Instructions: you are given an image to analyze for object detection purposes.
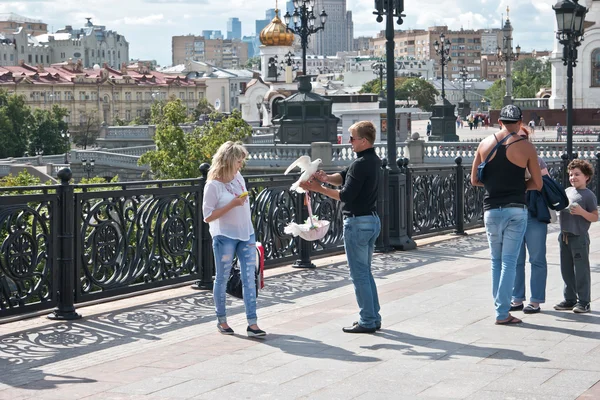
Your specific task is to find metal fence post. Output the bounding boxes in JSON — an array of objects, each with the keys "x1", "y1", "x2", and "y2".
[
  {"x1": 48, "y1": 168, "x2": 81, "y2": 320},
  {"x1": 561, "y1": 153, "x2": 570, "y2": 189},
  {"x1": 454, "y1": 157, "x2": 467, "y2": 235},
  {"x1": 403, "y1": 158, "x2": 416, "y2": 244},
  {"x1": 375, "y1": 158, "x2": 392, "y2": 253},
  {"x1": 293, "y1": 190, "x2": 315, "y2": 268},
  {"x1": 192, "y1": 163, "x2": 214, "y2": 290}
]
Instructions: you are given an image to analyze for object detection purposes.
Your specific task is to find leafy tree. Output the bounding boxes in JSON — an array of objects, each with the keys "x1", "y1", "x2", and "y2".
[
  {"x1": 139, "y1": 99, "x2": 251, "y2": 179},
  {"x1": 359, "y1": 78, "x2": 382, "y2": 95},
  {"x1": 73, "y1": 110, "x2": 100, "y2": 149},
  {"x1": 244, "y1": 56, "x2": 261, "y2": 70},
  {"x1": 191, "y1": 98, "x2": 215, "y2": 122},
  {"x1": 360, "y1": 77, "x2": 409, "y2": 100},
  {"x1": 512, "y1": 58, "x2": 551, "y2": 99},
  {"x1": 28, "y1": 105, "x2": 69, "y2": 155},
  {"x1": 484, "y1": 80, "x2": 506, "y2": 110},
  {"x1": 398, "y1": 78, "x2": 438, "y2": 111},
  {"x1": 0, "y1": 90, "x2": 33, "y2": 158},
  {"x1": 113, "y1": 115, "x2": 127, "y2": 126}
]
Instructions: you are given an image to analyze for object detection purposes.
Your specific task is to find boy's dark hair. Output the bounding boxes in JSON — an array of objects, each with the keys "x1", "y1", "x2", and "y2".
[{"x1": 568, "y1": 159, "x2": 594, "y2": 183}]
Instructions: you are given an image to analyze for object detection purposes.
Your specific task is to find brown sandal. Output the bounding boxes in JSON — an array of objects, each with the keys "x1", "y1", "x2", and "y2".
[{"x1": 495, "y1": 315, "x2": 522, "y2": 325}]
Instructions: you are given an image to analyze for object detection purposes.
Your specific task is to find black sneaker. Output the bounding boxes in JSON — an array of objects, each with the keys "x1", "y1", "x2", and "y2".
[
  {"x1": 554, "y1": 300, "x2": 577, "y2": 311},
  {"x1": 573, "y1": 303, "x2": 590, "y2": 313}
]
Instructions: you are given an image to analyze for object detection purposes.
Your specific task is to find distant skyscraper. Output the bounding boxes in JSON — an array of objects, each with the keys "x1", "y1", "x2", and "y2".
[
  {"x1": 201, "y1": 30, "x2": 224, "y2": 40},
  {"x1": 265, "y1": 9, "x2": 276, "y2": 20},
  {"x1": 309, "y1": 0, "x2": 353, "y2": 56},
  {"x1": 227, "y1": 17, "x2": 242, "y2": 40}
]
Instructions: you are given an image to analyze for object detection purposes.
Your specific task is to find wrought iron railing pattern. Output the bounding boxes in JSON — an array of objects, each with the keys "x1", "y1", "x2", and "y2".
[{"x1": 1, "y1": 155, "x2": 599, "y2": 320}]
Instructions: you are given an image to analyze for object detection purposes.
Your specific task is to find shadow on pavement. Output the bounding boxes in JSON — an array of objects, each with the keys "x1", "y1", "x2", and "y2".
[
  {"x1": 0, "y1": 232, "x2": 489, "y2": 388},
  {"x1": 360, "y1": 330, "x2": 549, "y2": 363},
  {"x1": 240, "y1": 333, "x2": 381, "y2": 363}
]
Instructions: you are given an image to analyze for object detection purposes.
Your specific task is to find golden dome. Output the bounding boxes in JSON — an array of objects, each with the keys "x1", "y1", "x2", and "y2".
[{"x1": 259, "y1": 9, "x2": 294, "y2": 47}]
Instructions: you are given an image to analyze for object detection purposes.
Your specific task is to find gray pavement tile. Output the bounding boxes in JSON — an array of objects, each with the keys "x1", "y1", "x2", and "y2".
[
  {"x1": 465, "y1": 391, "x2": 572, "y2": 400},
  {"x1": 541, "y1": 370, "x2": 600, "y2": 388},
  {"x1": 108, "y1": 377, "x2": 190, "y2": 395},
  {"x1": 69, "y1": 366, "x2": 173, "y2": 383},
  {"x1": 481, "y1": 367, "x2": 561, "y2": 392},
  {"x1": 150, "y1": 378, "x2": 234, "y2": 399},
  {"x1": 190, "y1": 381, "x2": 313, "y2": 399}
]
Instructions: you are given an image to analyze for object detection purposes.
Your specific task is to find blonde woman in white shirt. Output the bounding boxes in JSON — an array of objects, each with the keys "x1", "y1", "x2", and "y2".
[{"x1": 202, "y1": 141, "x2": 265, "y2": 337}]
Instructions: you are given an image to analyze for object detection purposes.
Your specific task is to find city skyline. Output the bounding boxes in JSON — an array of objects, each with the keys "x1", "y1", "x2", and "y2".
[{"x1": 0, "y1": 0, "x2": 558, "y2": 67}]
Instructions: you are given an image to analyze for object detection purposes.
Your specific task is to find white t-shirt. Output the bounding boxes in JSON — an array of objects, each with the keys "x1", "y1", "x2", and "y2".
[{"x1": 202, "y1": 172, "x2": 254, "y2": 241}]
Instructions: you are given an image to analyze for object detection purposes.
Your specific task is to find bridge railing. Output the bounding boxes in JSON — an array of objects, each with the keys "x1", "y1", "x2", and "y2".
[{"x1": 2, "y1": 154, "x2": 600, "y2": 320}]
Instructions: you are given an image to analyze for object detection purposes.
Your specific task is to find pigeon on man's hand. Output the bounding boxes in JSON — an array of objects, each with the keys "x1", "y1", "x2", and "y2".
[{"x1": 284, "y1": 155, "x2": 322, "y2": 193}]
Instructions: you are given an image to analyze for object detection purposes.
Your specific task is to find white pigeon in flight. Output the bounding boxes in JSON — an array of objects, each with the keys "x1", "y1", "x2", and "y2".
[{"x1": 284, "y1": 155, "x2": 322, "y2": 193}]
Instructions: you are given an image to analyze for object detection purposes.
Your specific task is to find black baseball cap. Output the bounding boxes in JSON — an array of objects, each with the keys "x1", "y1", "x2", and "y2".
[{"x1": 499, "y1": 105, "x2": 523, "y2": 123}]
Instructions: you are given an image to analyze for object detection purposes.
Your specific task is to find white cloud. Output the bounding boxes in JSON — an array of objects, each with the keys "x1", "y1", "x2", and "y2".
[
  {"x1": 0, "y1": 0, "x2": 556, "y2": 66},
  {"x1": 116, "y1": 14, "x2": 165, "y2": 26}
]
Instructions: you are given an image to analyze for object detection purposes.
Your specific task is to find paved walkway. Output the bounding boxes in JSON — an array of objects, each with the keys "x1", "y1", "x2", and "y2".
[{"x1": 0, "y1": 223, "x2": 599, "y2": 400}]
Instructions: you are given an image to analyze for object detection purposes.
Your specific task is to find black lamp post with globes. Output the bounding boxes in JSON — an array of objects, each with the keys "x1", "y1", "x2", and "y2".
[
  {"x1": 284, "y1": 0, "x2": 327, "y2": 76},
  {"x1": 553, "y1": 0, "x2": 588, "y2": 160}
]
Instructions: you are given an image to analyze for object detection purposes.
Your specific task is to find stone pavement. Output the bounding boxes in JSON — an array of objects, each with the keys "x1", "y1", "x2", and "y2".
[{"x1": 0, "y1": 223, "x2": 599, "y2": 400}]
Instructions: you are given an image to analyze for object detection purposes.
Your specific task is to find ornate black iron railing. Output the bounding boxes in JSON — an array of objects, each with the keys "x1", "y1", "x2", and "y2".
[{"x1": 1, "y1": 154, "x2": 599, "y2": 320}]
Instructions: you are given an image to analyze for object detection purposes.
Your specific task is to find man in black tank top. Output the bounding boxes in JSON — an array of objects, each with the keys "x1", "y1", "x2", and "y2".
[{"x1": 471, "y1": 105, "x2": 543, "y2": 325}]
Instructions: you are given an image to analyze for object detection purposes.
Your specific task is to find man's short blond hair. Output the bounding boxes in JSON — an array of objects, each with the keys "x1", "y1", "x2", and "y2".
[{"x1": 349, "y1": 121, "x2": 376, "y2": 144}]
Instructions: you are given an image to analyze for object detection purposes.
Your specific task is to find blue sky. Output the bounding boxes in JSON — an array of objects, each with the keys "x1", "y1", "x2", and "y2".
[{"x1": 1, "y1": 0, "x2": 561, "y2": 67}]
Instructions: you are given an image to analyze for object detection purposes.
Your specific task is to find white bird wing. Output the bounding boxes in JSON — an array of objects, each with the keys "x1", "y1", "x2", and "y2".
[{"x1": 284, "y1": 155, "x2": 312, "y2": 175}]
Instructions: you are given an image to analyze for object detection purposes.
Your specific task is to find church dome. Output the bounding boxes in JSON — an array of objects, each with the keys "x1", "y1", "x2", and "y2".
[{"x1": 259, "y1": 9, "x2": 294, "y2": 47}]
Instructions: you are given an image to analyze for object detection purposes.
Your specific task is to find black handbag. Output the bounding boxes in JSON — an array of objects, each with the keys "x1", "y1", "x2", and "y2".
[{"x1": 225, "y1": 248, "x2": 261, "y2": 299}]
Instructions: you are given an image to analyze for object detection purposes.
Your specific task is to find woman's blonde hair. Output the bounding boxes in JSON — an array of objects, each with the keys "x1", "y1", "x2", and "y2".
[{"x1": 207, "y1": 141, "x2": 248, "y2": 181}]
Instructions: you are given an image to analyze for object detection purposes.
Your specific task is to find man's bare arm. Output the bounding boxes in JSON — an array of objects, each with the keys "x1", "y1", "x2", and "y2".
[
  {"x1": 471, "y1": 146, "x2": 484, "y2": 187},
  {"x1": 525, "y1": 144, "x2": 543, "y2": 191}
]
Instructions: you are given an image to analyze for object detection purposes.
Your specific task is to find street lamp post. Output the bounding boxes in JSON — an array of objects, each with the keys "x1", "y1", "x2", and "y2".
[
  {"x1": 434, "y1": 33, "x2": 451, "y2": 100},
  {"x1": 374, "y1": 0, "x2": 415, "y2": 251},
  {"x1": 82, "y1": 158, "x2": 95, "y2": 179},
  {"x1": 457, "y1": 66, "x2": 471, "y2": 118},
  {"x1": 372, "y1": 58, "x2": 387, "y2": 108},
  {"x1": 61, "y1": 130, "x2": 70, "y2": 164},
  {"x1": 496, "y1": 7, "x2": 521, "y2": 106},
  {"x1": 284, "y1": 0, "x2": 327, "y2": 76},
  {"x1": 429, "y1": 32, "x2": 459, "y2": 142},
  {"x1": 553, "y1": 0, "x2": 588, "y2": 160}
]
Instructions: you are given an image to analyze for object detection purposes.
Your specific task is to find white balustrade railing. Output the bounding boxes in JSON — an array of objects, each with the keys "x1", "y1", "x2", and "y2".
[
  {"x1": 102, "y1": 145, "x2": 157, "y2": 156},
  {"x1": 73, "y1": 151, "x2": 147, "y2": 169}
]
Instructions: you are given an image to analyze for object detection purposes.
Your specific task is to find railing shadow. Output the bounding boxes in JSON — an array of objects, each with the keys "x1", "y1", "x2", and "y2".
[{"x1": 0, "y1": 232, "x2": 491, "y2": 388}]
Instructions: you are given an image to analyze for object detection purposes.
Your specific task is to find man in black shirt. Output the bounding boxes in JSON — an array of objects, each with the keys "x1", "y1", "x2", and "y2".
[{"x1": 300, "y1": 121, "x2": 381, "y2": 333}]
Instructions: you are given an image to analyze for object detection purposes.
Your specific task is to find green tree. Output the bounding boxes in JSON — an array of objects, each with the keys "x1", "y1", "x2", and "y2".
[
  {"x1": 359, "y1": 78, "x2": 383, "y2": 95},
  {"x1": 512, "y1": 58, "x2": 551, "y2": 99},
  {"x1": 0, "y1": 90, "x2": 33, "y2": 158},
  {"x1": 244, "y1": 56, "x2": 261, "y2": 70},
  {"x1": 28, "y1": 105, "x2": 69, "y2": 155},
  {"x1": 191, "y1": 98, "x2": 215, "y2": 121},
  {"x1": 72, "y1": 110, "x2": 100, "y2": 149},
  {"x1": 139, "y1": 99, "x2": 251, "y2": 179},
  {"x1": 484, "y1": 79, "x2": 506, "y2": 110},
  {"x1": 398, "y1": 78, "x2": 438, "y2": 111}
]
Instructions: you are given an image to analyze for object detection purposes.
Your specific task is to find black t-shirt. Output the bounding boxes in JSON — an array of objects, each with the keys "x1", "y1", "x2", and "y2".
[{"x1": 339, "y1": 147, "x2": 381, "y2": 216}]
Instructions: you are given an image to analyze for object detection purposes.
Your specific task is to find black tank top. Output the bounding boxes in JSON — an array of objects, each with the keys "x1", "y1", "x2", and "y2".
[{"x1": 483, "y1": 135, "x2": 527, "y2": 210}]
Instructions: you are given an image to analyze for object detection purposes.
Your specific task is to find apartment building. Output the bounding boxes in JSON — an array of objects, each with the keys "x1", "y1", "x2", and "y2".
[
  {"x1": 0, "y1": 59, "x2": 206, "y2": 127},
  {"x1": 372, "y1": 26, "x2": 504, "y2": 80},
  {"x1": 0, "y1": 13, "x2": 48, "y2": 36},
  {"x1": 172, "y1": 35, "x2": 249, "y2": 69}
]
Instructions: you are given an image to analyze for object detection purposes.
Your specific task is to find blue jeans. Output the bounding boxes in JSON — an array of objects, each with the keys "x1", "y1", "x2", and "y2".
[
  {"x1": 212, "y1": 234, "x2": 257, "y2": 325},
  {"x1": 484, "y1": 207, "x2": 528, "y2": 320},
  {"x1": 343, "y1": 214, "x2": 381, "y2": 329},
  {"x1": 513, "y1": 216, "x2": 548, "y2": 304}
]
